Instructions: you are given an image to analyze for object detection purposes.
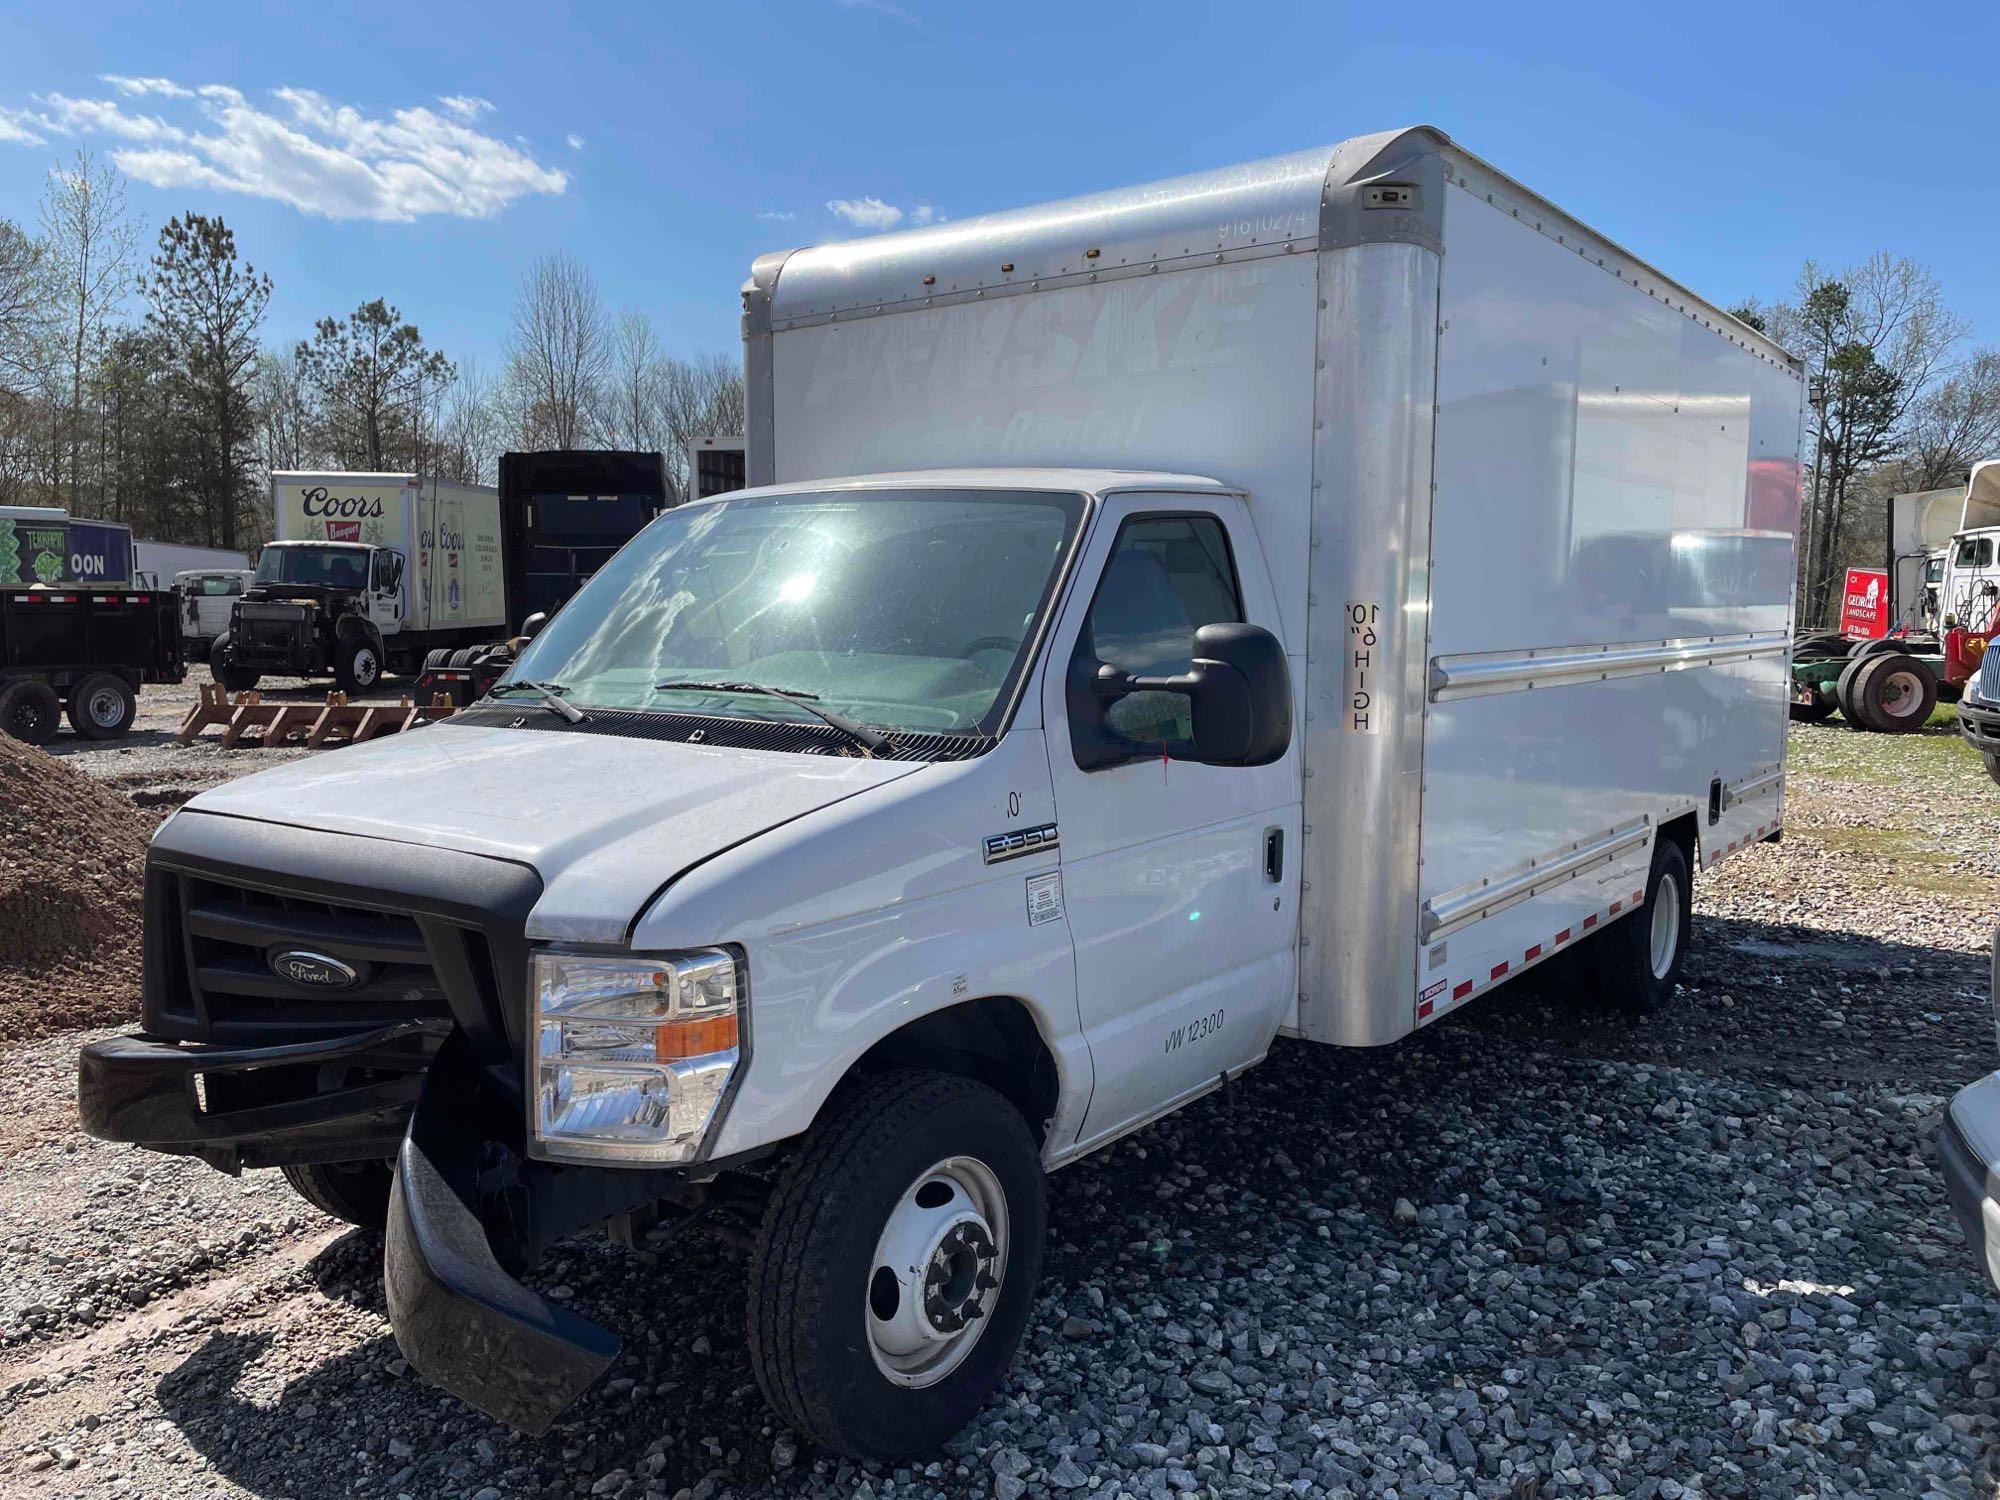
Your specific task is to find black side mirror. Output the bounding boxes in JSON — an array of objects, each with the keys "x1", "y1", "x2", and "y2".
[
  {"x1": 521, "y1": 612, "x2": 549, "y2": 640},
  {"x1": 1073, "y1": 621, "x2": 1292, "y2": 769}
]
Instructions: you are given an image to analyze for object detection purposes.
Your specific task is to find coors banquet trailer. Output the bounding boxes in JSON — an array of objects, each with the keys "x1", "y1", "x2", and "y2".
[{"x1": 78, "y1": 127, "x2": 1803, "y2": 1457}]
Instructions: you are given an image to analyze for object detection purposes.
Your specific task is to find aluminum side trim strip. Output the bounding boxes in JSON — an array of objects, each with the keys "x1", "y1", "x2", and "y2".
[
  {"x1": 1428, "y1": 631, "x2": 1789, "y2": 702},
  {"x1": 1420, "y1": 816, "x2": 1652, "y2": 942}
]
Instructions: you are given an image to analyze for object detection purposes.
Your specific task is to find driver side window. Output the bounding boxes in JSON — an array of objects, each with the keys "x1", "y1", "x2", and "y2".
[{"x1": 1073, "y1": 514, "x2": 1242, "y2": 751}]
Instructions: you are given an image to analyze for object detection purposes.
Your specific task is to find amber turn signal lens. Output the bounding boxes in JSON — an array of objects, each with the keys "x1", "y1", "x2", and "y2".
[{"x1": 654, "y1": 1014, "x2": 739, "y2": 1061}]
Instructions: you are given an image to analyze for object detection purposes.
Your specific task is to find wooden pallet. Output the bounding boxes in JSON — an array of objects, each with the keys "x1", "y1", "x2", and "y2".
[{"x1": 176, "y1": 685, "x2": 457, "y2": 748}]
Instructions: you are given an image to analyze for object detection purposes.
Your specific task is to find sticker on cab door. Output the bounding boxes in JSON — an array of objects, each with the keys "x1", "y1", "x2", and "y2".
[{"x1": 1026, "y1": 871, "x2": 1064, "y2": 927}]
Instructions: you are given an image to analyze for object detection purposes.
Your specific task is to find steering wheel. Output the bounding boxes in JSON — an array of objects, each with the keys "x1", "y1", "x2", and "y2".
[{"x1": 959, "y1": 635, "x2": 1023, "y2": 657}]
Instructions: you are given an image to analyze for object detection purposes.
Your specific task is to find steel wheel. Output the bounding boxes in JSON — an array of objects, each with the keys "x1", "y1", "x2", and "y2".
[
  {"x1": 1649, "y1": 870, "x2": 1682, "y2": 981},
  {"x1": 865, "y1": 1155, "x2": 1009, "y2": 1389}
]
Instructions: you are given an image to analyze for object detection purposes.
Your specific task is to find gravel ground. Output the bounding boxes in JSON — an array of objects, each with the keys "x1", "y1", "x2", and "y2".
[{"x1": 3, "y1": 713, "x2": 1998, "y2": 1498}]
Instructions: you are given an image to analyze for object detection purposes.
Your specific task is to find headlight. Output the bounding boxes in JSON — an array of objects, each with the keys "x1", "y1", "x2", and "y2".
[{"x1": 531, "y1": 949, "x2": 742, "y2": 1163}]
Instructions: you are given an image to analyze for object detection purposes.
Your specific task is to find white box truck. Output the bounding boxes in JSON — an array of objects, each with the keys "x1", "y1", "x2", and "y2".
[
  {"x1": 79, "y1": 127, "x2": 1804, "y2": 1457},
  {"x1": 213, "y1": 473, "x2": 508, "y2": 692}
]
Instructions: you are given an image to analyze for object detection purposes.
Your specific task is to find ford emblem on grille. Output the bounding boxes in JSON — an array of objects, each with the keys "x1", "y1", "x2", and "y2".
[{"x1": 270, "y1": 950, "x2": 359, "y2": 989}]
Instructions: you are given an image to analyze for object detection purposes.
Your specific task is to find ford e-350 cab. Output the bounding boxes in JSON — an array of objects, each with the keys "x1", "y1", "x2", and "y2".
[{"x1": 78, "y1": 126, "x2": 1804, "y2": 1458}]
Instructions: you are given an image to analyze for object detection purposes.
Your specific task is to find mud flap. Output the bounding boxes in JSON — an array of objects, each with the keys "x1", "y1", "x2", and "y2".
[{"x1": 383, "y1": 1030, "x2": 619, "y2": 1434}]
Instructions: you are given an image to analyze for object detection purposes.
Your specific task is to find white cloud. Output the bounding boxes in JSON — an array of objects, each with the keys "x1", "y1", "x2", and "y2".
[
  {"x1": 0, "y1": 110, "x2": 45, "y2": 146},
  {"x1": 827, "y1": 195, "x2": 903, "y2": 231},
  {"x1": 566, "y1": 133, "x2": 584, "y2": 151},
  {"x1": 0, "y1": 77, "x2": 570, "y2": 222},
  {"x1": 36, "y1": 94, "x2": 185, "y2": 143},
  {"x1": 824, "y1": 196, "x2": 943, "y2": 233},
  {"x1": 100, "y1": 75, "x2": 194, "y2": 99},
  {"x1": 757, "y1": 209, "x2": 796, "y2": 222}
]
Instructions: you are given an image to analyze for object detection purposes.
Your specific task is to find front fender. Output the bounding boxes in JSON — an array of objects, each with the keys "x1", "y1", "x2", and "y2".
[
  {"x1": 705, "y1": 871, "x2": 1089, "y2": 1162},
  {"x1": 334, "y1": 613, "x2": 384, "y2": 650}
]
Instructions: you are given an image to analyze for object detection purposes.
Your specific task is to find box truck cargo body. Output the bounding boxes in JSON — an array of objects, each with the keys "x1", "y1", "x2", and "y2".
[{"x1": 81, "y1": 128, "x2": 1804, "y2": 1458}]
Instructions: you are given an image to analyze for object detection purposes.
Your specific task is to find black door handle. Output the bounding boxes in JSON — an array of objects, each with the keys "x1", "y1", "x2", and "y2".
[{"x1": 1264, "y1": 827, "x2": 1284, "y2": 883}]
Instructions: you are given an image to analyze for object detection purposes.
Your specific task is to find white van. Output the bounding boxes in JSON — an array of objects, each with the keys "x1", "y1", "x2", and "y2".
[{"x1": 79, "y1": 127, "x2": 1803, "y2": 1457}]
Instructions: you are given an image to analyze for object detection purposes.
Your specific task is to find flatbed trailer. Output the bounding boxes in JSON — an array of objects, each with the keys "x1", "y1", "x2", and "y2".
[{"x1": 0, "y1": 584, "x2": 185, "y2": 742}]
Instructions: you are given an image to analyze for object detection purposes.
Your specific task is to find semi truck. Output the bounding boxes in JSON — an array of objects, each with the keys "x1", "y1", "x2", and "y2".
[{"x1": 78, "y1": 127, "x2": 1804, "y2": 1457}]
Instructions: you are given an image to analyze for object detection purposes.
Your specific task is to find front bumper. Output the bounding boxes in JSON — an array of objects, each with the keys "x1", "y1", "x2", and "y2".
[
  {"x1": 1958, "y1": 696, "x2": 2000, "y2": 757},
  {"x1": 385, "y1": 1029, "x2": 622, "y2": 1433},
  {"x1": 78, "y1": 1020, "x2": 447, "y2": 1171},
  {"x1": 1938, "y1": 1070, "x2": 2000, "y2": 1295}
]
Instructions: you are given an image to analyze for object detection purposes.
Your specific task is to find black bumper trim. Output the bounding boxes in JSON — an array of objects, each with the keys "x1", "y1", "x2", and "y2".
[
  {"x1": 385, "y1": 1030, "x2": 618, "y2": 1434},
  {"x1": 1957, "y1": 698, "x2": 2000, "y2": 753},
  {"x1": 77, "y1": 1020, "x2": 448, "y2": 1171}
]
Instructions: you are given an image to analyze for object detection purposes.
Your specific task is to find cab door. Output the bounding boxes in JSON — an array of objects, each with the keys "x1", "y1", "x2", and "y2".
[
  {"x1": 369, "y1": 549, "x2": 406, "y2": 634},
  {"x1": 1042, "y1": 493, "x2": 1301, "y2": 1153}
]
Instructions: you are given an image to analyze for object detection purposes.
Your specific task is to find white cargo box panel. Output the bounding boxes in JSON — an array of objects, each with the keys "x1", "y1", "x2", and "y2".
[{"x1": 743, "y1": 126, "x2": 1804, "y2": 1049}]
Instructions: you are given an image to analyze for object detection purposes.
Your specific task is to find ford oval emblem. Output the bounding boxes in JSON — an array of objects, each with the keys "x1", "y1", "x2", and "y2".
[{"x1": 270, "y1": 950, "x2": 359, "y2": 989}]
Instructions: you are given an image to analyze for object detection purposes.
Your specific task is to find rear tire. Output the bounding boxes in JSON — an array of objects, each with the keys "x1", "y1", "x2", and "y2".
[
  {"x1": 1587, "y1": 836, "x2": 1692, "y2": 1012},
  {"x1": 281, "y1": 1160, "x2": 393, "y2": 1231},
  {"x1": 1835, "y1": 651, "x2": 1879, "y2": 728},
  {"x1": 1789, "y1": 686, "x2": 1837, "y2": 722},
  {"x1": 0, "y1": 680, "x2": 61, "y2": 745},
  {"x1": 334, "y1": 635, "x2": 383, "y2": 694},
  {"x1": 66, "y1": 672, "x2": 136, "y2": 739},
  {"x1": 1851, "y1": 653, "x2": 1936, "y2": 734},
  {"x1": 747, "y1": 1071, "x2": 1046, "y2": 1460},
  {"x1": 209, "y1": 632, "x2": 260, "y2": 693}
]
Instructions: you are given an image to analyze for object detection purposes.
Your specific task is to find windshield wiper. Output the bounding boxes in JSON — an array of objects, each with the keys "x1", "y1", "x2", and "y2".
[
  {"x1": 490, "y1": 679, "x2": 587, "y2": 724},
  {"x1": 652, "y1": 679, "x2": 891, "y2": 757}
]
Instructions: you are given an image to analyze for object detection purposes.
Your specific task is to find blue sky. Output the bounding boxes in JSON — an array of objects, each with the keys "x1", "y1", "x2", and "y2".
[{"x1": 1, "y1": 0, "x2": 1995, "y2": 376}]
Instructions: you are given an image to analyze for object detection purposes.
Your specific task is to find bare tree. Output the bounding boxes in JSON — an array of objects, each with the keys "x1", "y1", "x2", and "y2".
[
  {"x1": 40, "y1": 150, "x2": 133, "y2": 510},
  {"x1": 656, "y1": 352, "x2": 745, "y2": 493},
  {"x1": 1895, "y1": 350, "x2": 2000, "y2": 495},
  {"x1": 1761, "y1": 255, "x2": 1966, "y2": 623},
  {"x1": 255, "y1": 349, "x2": 316, "y2": 476},
  {"x1": 436, "y1": 359, "x2": 501, "y2": 485},
  {"x1": 600, "y1": 310, "x2": 667, "y2": 452},
  {"x1": 505, "y1": 252, "x2": 608, "y2": 449}
]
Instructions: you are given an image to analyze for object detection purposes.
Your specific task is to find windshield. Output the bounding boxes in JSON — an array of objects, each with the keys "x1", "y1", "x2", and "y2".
[
  {"x1": 255, "y1": 545, "x2": 369, "y2": 590},
  {"x1": 502, "y1": 488, "x2": 1085, "y2": 735}
]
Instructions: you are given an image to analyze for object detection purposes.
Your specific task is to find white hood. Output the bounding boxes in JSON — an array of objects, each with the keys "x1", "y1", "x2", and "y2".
[{"x1": 184, "y1": 724, "x2": 924, "y2": 942}]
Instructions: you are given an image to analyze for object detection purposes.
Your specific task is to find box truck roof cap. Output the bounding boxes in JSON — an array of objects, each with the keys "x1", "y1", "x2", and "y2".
[
  {"x1": 683, "y1": 467, "x2": 1241, "y2": 507},
  {"x1": 750, "y1": 124, "x2": 1798, "y2": 374}
]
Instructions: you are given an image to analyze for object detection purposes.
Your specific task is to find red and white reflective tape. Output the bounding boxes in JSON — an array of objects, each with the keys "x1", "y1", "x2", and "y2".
[
  {"x1": 1416, "y1": 885, "x2": 1646, "y2": 1024},
  {"x1": 1703, "y1": 822, "x2": 1775, "y2": 869}
]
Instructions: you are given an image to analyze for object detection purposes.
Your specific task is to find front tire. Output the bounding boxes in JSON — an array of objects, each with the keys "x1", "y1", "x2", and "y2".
[
  {"x1": 281, "y1": 1160, "x2": 393, "y2": 1231},
  {"x1": 334, "y1": 635, "x2": 383, "y2": 694},
  {"x1": 1588, "y1": 836, "x2": 1692, "y2": 1012},
  {"x1": 209, "y1": 632, "x2": 260, "y2": 693},
  {"x1": 747, "y1": 1071, "x2": 1046, "y2": 1460}
]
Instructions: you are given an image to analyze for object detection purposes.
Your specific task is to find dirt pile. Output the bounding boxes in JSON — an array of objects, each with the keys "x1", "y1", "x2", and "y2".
[{"x1": 0, "y1": 733, "x2": 149, "y2": 1042}]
